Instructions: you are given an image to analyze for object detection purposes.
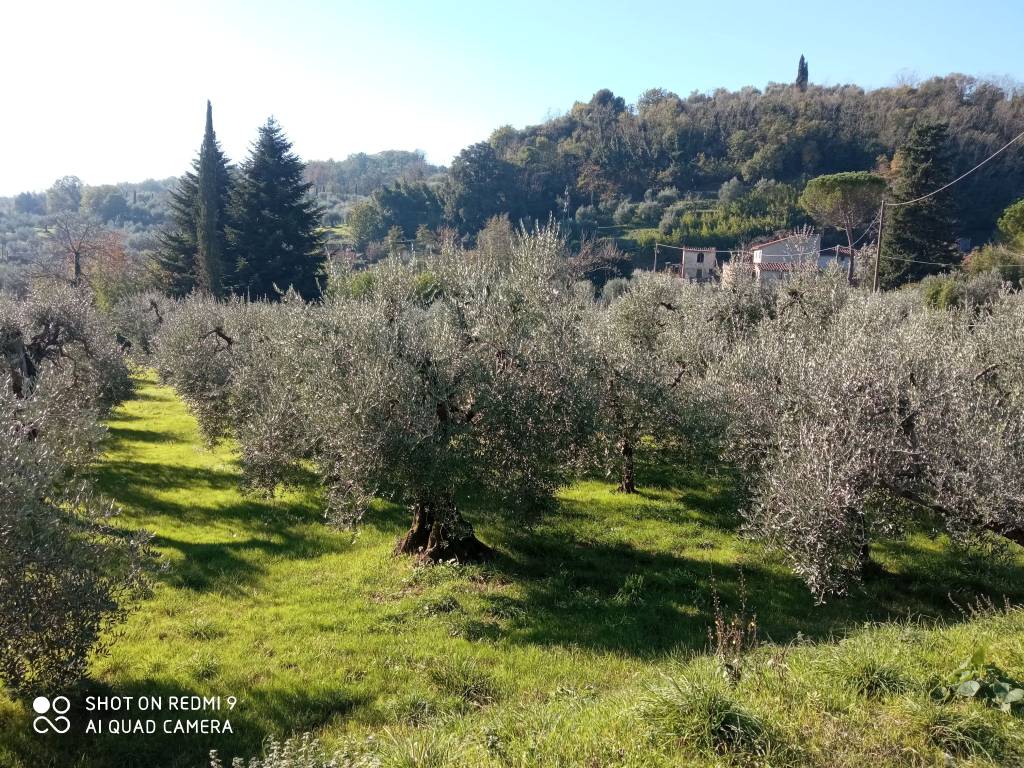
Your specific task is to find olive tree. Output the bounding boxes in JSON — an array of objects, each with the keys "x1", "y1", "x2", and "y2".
[
  {"x1": 591, "y1": 273, "x2": 675, "y2": 491},
  {"x1": 299, "y1": 227, "x2": 597, "y2": 560},
  {"x1": 153, "y1": 293, "x2": 242, "y2": 442},
  {"x1": 0, "y1": 287, "x2": 150, "y2": 692},
  {"x1": 589, "y1": 272, "x2": 726, "y2": 492},
  {"x1": 109, "y1": 290, "x2": 174, "y2": 358},
  {"x1": 714, "y1": 273, "x2": 1024, "y2": 598},
  {"x1": 1, "y1": 282, "x2": 131, "y2": 407},
  {"x1": 164, "y1": 226, "x2": 599, "y2": 561}
]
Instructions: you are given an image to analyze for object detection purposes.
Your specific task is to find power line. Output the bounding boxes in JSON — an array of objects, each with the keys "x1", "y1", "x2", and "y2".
[
  {"x1": 849, "y1": 211, "x2": 882, "y2": 248},
  {"x1": 886, "y1": 127, "x2": 1024, "y2": 208},
  {"x1": 653, "y1": 241, "x2": 737, "y2": 256},
  {"x1": 873, "y1": 127, "x2": 1024, "y2": 290},
  {"x1": 881, "y1": 253, "x2": 1024, "y2": 268},
  {"x1": 878, "y1": 254, "x2": 962, "y2": 267}
]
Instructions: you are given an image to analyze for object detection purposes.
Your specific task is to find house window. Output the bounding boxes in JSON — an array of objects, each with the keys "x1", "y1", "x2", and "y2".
[
  {"x1": 696, "y1": 268, "x2": 703, "y2": 279},
  {"x1": 696, "y1": 253, "x2": 705, "y2": 263}
]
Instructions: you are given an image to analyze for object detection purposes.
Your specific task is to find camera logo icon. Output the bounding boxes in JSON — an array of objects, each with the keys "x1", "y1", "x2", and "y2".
[{"x1": 32, "y1": 696, "x2": 71, "y2": 734}]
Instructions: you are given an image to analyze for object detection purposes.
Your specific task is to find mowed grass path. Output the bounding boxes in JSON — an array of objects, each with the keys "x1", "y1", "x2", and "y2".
[{"x1": 4, "y1": 373, "x2": 1024, "y2": 767}]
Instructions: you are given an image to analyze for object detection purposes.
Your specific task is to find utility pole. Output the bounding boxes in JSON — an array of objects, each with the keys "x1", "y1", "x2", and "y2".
[
  {"x1": 872, "y1": 200, "x2": 886, "y2": 292},
  {"x1": 653, "y1": 243, "x2": 659, "y2": 272}
]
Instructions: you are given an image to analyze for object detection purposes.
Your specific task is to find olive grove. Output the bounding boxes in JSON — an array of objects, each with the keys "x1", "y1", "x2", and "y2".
[
  {"x1": 146, "y1": 230, "x2": 1024, "y2": 600},
  {"x1": 155, "y1": 224, "x2": 600, "y2": 561},
  {"x1": 712, "y1": 271, "x2": 1024, "y2": 597},
  {"x1": 0, "y1": 284, "x2": 151, "y2": 692}
]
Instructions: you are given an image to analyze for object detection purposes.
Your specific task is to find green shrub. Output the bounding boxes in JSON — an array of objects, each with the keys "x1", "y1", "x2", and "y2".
[
  {"x1": 410, "y1": 271, "x2": 442, "y2": 306},
  {"x1": 348, "y1": 269, "x2": 377, "y2": 299},
  {"x1": 920, "y1": 274, "x2": 960, "y2": 309}
]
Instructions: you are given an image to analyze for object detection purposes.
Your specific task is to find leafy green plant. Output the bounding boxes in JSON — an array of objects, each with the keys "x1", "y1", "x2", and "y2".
[{"x1": 930, "y1": 647, "x2": 1024, "y2": 713}]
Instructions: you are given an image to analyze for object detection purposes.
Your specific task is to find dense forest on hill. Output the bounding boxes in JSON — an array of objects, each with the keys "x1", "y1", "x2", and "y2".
[
  {"x1": 0, "y1": 151, "x2": 442, "y2": 291},
  {"x1": 453, "y1": 75, "x2": 1024, "y2": 244},
  {"x1": 342, "y1": 74, "x2": 1024, "y2": 255}
]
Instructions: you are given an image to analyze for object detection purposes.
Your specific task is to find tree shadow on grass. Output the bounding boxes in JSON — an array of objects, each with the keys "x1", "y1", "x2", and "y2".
[
  {"x1": 468, "y1": 475, "x2": 1024, "y2": 658},
  {"x1": 123, "y1": 388, "x2": 167, "y2": 402},
  {"x1": 104, "y1": 408, "x2": 145, "y2": 422},
  {"x1": 479, "y1": 526, "x2": 826, "y2": 654},
  {"x1": 94, "y1": 453, "x2": 358, "y2": 594},
  {"x1": 105, "y1": 426, "x2": 184, "y2": 445},
  {"x1": 148, "y1": 530, "x2": 352, "y2": 594},
  {"x1": 95, "y1": 459, "x2": 323, "y2": 525}
]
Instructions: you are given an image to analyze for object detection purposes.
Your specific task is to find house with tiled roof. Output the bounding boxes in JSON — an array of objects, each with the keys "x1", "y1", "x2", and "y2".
[
  {"x1": 669, "y1": 246, "x2": 718, "y2": 282},
  {"x1": 747, "y1": 232, "x2": 851, "y2": 286}
]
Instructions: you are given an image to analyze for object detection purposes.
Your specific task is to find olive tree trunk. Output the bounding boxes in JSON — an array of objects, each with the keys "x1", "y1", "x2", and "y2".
[
  {"x1": 618, "y1": 439, "x2": 637, "y2": 494},
  {"x1": 394, "y1": 494, "x2": 492, "y2": 563}
]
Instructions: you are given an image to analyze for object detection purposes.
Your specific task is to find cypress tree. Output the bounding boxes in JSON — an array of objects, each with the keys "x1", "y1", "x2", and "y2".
[
  {"x1": 195, "y1": 101, "x2": 232, "y2": 295},
  {"x1": 155, "y1": 167, "x2": 199, "y2": 296},
  {"x1": 156, "y1": 101, "x2": 232, "y2": 296},
  {"x1": 879, "y1": 121, "x2": 959, "y2": 288},
  {"x1": 795, "y1": 55, "x2": 809, "y2": 91},
  {"x1": 227, "y1": 118, "x2": 324, "y2": 299}
]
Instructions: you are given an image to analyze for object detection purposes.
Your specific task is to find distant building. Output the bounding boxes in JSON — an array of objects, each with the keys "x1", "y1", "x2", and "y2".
[
  {"x1": 746, "y1": 232, "x2": 852, "y2": 286},
  {"x1": 667, "y1": 246, "x2": 718, "y2": 282}
]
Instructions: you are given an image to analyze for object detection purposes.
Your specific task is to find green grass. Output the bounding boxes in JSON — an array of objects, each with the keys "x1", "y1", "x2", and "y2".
[{"x1": 3, "y1": 373, "x2": 1024, "y2": 767}]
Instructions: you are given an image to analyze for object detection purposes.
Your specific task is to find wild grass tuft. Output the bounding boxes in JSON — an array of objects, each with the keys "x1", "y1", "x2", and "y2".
[
  {"x1": 641, "y1": 661, "x2": 793, "y2": 763},
  {"x1": 426, "y1": 656, "x2": 502, "y2": 707},
  {"x1": 919, "y1": 706, "x2": 1011, "y2": 761}
]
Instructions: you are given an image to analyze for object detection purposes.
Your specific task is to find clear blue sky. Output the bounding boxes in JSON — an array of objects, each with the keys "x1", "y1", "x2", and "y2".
[{"x1": 2, "y1": 0, "x2": 1021, "y2": 195}]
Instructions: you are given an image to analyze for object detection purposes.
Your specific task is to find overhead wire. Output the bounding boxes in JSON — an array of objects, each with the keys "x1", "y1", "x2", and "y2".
[{"x1": 885, "y1": 127, "x2": 1024, "y2": 208}]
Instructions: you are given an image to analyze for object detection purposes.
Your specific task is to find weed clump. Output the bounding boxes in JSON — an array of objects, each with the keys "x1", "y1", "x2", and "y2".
[
  {"x1": 427, "y1": 656, "x2": 502, "y2": 707},
  {"x1": 210, "y1": 732, "x2": 338, "y2": 768},
  {"x1": 921, "y1": 707, "x2": 1011, "y2": 762},
  {"x1": 641, "y1": 662, "x2": 791, "y2": 763}
]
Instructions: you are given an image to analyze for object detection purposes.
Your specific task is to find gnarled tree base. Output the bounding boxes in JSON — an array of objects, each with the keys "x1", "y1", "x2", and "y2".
[{"x1": 394, "y1": 497, "x2": 493, "y2": 563}]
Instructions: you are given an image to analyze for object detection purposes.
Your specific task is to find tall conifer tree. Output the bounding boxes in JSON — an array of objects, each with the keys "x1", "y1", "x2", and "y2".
[
  {"x1": 880, "y1": 121, "x2": 959, "y2": 288},
  {"x1": 195, "y1": 101, "x2": 232, "y2": 295},
  {"x1": 155, "y1": 170, "x2": 198, "y2": 296},
  {"x1": 796, "y1": 55, "x2": 809, "y2": 91},
  {"x1": 227, "y1": 118, "x2": 323, "y2": 299},
  {"x1": 156, "y1": 101, "x2": 232, "y2": 296}
]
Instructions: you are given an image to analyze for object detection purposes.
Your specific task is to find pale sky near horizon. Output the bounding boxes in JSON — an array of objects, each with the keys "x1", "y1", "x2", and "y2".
[{"x1": 2, "y1": 0, "x2": 1021, "y2": 196}]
